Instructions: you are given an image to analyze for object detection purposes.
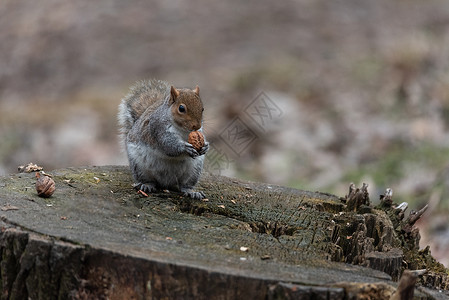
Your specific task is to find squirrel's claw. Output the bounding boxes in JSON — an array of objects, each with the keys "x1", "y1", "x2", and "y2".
[
  {"x1": 134, "y1": 182, "x2": 157, "y2": 193},
  {"x1": 183, "y1": 190, "x2": 206, "y2": 200},
  {"x1": 185, "y1": 143, "x2": 200, "y2": 158},
  {"x1": 198, "y1": 142, "x2": 209, "y2": 156}
]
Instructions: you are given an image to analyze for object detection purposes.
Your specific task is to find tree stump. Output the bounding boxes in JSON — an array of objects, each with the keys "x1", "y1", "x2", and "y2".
[{"x1": 0, "y1": 166, "x2": 447, "y2": 299}]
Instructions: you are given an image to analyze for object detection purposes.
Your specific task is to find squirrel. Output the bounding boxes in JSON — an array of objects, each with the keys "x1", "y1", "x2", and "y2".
[{"x1": 118, "y1": 79, "x2": 209, "y2": 199}]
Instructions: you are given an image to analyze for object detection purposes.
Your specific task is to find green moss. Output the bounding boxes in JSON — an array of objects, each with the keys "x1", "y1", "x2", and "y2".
[
  {"x1": 403, "y1": 246, "x2": 448, "y2": 274},
  {"x1": 2, "y1": 166, "x2": 448, "y2": 293}
]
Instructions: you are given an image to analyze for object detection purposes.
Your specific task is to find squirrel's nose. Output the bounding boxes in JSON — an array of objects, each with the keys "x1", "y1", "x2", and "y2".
[{"x1": 192, "y1": 123, "x2": 201, "y2": 131}]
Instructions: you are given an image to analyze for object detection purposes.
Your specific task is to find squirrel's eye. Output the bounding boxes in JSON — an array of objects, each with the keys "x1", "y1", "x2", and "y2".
[{"x1": 178, "y1": 104, "x2": 186, "y2": 113}]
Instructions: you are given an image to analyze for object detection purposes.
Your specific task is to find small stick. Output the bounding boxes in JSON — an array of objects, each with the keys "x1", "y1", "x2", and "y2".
[
  {"x1": 137, "y1": 190, "x2": 149, "y2": 197},
  {"x1": 407, "y1": 204, "x2": 428, "y2": 225}
]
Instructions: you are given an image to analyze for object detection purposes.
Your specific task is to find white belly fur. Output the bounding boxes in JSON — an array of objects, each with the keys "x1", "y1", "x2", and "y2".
[{"x1": 127, "y1": 142, "x2": 203, "y2": 190}]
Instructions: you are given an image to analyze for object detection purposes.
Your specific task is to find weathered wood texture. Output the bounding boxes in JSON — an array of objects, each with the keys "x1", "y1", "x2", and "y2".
[{"x1": 0, "y1": 166, "x2": 447, "y2": 299}]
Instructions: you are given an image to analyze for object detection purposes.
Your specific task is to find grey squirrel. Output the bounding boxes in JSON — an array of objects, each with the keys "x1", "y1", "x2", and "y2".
[{"x1": 118, "y1": 79, "x2": 209, "y2": 199}]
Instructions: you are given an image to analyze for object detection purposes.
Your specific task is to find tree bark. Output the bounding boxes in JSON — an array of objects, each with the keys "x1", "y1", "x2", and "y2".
[{"x1": 0, "y1": 166, "x2": 447, "y2": 299}]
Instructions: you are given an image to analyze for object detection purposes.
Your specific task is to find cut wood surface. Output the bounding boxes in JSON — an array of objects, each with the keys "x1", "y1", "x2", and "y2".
[{"x1": 0, "y1": 166, "x2": 447, "y2": 299}]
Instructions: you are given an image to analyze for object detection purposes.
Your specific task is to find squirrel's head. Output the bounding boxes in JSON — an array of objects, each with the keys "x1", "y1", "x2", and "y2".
[{"x1": 169, "y1": 85, "x2": 204, "y2": 132}]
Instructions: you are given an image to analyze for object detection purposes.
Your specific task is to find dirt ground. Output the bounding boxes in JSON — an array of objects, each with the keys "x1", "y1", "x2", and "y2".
[{"x1": 0, "y1": 0, "x2": 448, "y2": 266}]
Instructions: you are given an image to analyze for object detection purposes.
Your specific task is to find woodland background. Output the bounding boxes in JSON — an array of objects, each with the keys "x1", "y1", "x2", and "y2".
[{"x1": 0, "y1": 0, "x2": 448, "y2": 266}]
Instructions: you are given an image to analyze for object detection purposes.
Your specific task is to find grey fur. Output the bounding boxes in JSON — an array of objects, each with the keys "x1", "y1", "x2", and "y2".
[{"x1": 118, "y1": 80, "x2": 208, "y2": 199}]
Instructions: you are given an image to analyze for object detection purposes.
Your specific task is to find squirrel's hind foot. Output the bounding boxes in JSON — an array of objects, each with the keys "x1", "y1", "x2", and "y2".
[
  {"x1": 133, "y1": 182, "x2": 157, "y2": 194},
  {"x1": 182, "y1": 190, "x2": 206, "y2": 200}
]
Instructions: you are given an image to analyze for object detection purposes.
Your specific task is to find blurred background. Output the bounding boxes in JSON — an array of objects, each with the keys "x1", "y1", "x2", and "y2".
[{"x1": 0, "y1": 0, "x2": 448, "y2": 266}]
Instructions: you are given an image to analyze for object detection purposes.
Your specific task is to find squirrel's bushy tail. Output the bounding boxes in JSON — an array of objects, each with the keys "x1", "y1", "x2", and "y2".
[{"x1": 117, "y1": 79, "x2": 170, "y2": 146}]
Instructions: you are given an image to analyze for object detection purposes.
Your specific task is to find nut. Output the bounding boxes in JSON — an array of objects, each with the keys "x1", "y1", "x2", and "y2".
[
  {"x1": 188, "y1": 131, "x2": 205, "y2": 151},
  {"x1": 35, "y1": 172, "x2": 55, "y2": 198}
]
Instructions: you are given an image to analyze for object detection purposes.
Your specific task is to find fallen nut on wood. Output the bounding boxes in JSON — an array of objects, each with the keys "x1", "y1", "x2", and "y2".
[
  {"x1": 188, "y1": 131, "x2": 205, "y2": 151},
  {"x1": 35, "y1": 172, "x2": 55, "y2": 198}
]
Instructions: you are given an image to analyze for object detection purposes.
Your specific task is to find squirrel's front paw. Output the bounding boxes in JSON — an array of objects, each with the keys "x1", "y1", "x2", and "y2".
[
  {"x1": 185, "y1": 143, "x2": 200, "y2": 158},
  {"x1": 198, "y1": 142, "x2": 209, "y2": 156}
]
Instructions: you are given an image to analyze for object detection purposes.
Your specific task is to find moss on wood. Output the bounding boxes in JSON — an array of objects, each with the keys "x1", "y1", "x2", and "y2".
[{"x1": 0, "y1": 166, "x2": 447, "y2": 299}]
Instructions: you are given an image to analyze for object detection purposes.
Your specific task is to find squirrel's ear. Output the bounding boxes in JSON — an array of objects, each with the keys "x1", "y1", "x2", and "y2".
[
  {"x1": 194, "y1": 85, "x2": 200, "y2": 95},
  {"x1": 170, "y1": 86, "x2": 180, "y2": 101}
]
